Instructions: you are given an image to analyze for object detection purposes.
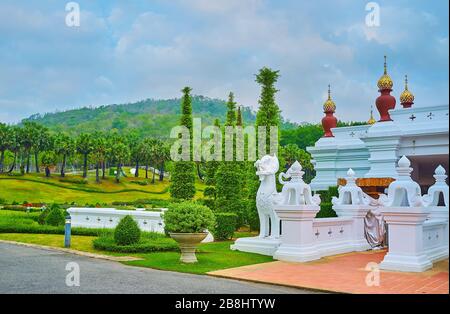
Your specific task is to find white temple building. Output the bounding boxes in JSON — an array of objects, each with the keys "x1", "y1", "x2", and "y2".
[{"x1": 307, "y1": 57, "x2": 449, "y2": 194}]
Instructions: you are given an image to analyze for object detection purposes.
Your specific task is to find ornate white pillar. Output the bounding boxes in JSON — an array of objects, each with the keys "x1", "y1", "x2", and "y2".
[
  {"x1": 273, "y1": 205, "x2": 321, "y2": 262},
  {"x1": 378, "y1": 156, "x2": 433, "y2": 272},
  {"x1": 332, "y1": 168, "x2": 373, "y2": 251}
]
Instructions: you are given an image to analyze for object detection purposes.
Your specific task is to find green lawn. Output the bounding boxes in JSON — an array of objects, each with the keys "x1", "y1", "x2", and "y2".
[
  {"x1": 0, "y1": 172, "x2": 206, "y2": 204},
  {"x1": 125, "y1": 240, "x2": 273, "y2": 275},
  {"x1": 0, "y1": 233, "x2": 98, "y2": 253}
]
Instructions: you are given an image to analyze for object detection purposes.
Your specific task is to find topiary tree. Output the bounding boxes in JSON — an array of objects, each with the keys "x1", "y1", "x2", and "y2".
[
  {"x1": 164, "y1": 201, "x2": 215, "y2": 234},
  {"x1": 114, "y1": 215, "x2": 141, "y2": 245},
  {"x1": 213, "y1": 212, "x2": 238, "y2": 241},
  {"x1": 246, "y1": 67, "x2": 282, "y2": 231},
  {"x1": 44, "y1": 204, "x2": 65, "y2": 226},
  {"x1": 170, "y1": 87, "x2": 196, "y2": 200}
]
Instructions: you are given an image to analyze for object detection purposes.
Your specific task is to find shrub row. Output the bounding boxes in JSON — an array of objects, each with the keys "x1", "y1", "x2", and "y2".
[{"x1": 93, "y1": 235, "x2": 178, "y2": 253}]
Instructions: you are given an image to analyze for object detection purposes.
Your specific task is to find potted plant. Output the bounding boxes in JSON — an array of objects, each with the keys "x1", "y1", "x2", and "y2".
[{"x1": 164, "y1": 201, "x2": 215, "y2": 263}]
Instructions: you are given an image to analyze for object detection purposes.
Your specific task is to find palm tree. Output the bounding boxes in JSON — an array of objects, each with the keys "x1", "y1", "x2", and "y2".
[
  {"x1": 0, "y1": 123, "x2": 10, "y2": 173},
  {"x1": 22, "y1": 122, "x2": 37, "y2": 173},
  {"x1": 111, "y1": 142, "x2": 129, "y2": 183},
  {"x1": 54, "y1": 133, "x2": 75, "y2": 177},
  {"x1": 153, "y1": 140, "x2": 170, "y2": 182},
  {"x1": 6, "y1": 126, "x2": 21, "y2": 173},
  {"x1": 139, "y1": 138, "x2": 154, "y2": 179},
  {"x1": 90, "y1": 132, "x2": 107, "y2": 183},
  {"x1": 126, "y1": 131, "x2": 141, "y2": 178},
  {"x1": 41, "y1": 151, "x2": 57, "y2": 177},
  {"x1": 76, "y1": 133, "x2": 93, "y2": 178},
  {"x1": 32, "y1": 124, "x2": 51, "y2": 173}
]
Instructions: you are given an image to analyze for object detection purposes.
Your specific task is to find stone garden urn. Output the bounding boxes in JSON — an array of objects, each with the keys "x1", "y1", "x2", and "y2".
[{"x1": 169, "y1": 232, "x2": 208, "y2": 263}]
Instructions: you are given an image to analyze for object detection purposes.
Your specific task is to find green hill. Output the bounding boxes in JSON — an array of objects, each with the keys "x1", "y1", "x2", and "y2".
[{"x1": 22, "y1": 96, "x2": 297, "y2": 138}]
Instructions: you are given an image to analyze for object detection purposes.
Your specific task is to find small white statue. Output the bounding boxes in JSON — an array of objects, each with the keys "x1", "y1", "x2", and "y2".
[
  {"x1": 332, "y1": 168, "x2": 375, "y2": 206},
  {"x1": 255, "y1": 154, "x2": 282, "y2": 238},
  {"x1": 378, "y1": 156, "x2": 424, "y2": 207},
  {"x1": 279, "y1": 161, "x2": 321, "y2": 206}
]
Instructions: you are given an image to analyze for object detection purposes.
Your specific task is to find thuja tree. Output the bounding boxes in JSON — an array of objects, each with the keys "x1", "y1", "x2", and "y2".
[
  {"x1": 247, "y1": 67, "x2": 281, "y2": 231},
  {"x1": 170, "y1": 87, "x2": 196, "y2": 200},
  {"x1": 215, "y1": 93, "x2": 245, "y2": 226}
]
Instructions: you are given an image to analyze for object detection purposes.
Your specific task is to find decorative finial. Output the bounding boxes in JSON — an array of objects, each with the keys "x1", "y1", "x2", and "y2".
[
  {"x1": 328, "y1": 84, "x2": 331, "y2": 100},
  {"x1": 400, "y1": 74, "x2": 414, "y2": 108},
  {"x1": 398, "y1": 155, "x2": 411, "y2": 168},
  {"x1": 347, "y1": 168, "x2": 355, "y2": 177},
  {"x1": 384, "y1": 55, "x2": 387, "y2": 74},
  {"x1": 435, "y1": 165, "x2": 446, "y2": 176}
]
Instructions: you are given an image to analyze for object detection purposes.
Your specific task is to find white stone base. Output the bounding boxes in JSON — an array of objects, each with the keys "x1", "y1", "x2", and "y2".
[
  {"x1": 273, "y1": 244, "x2": 321, "y2": 262},
  {"x1": 231, "y1": 237, "x2": 281, "y2": 256},
  {"x1": 380, "y1": 252, "x2": 433, "y2": 272}
]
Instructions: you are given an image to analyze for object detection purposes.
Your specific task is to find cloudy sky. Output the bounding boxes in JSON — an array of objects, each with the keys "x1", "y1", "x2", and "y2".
[{"x1": 0, "y1": 0, "x2": 448, "y2": 124}]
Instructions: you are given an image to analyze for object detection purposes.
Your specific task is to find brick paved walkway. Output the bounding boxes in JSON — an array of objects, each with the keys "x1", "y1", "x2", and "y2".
[{"x1": 209, "y1": 250, "x2": 449, "y2": 294}]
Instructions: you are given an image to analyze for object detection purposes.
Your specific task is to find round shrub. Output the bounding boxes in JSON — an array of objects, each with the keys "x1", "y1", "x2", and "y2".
[
  {"x1": 213, "y1": 213, "x2": 237, "y2": 241},
  {"x1": 164, "y1": 201, "x2": 215, "y2": 234},
  {"x1": 114, "y1": 215, "x2": 141, "y2": 245},
  {"x1": 44, "y1": 205, "x2": 65, "y2": 226}
]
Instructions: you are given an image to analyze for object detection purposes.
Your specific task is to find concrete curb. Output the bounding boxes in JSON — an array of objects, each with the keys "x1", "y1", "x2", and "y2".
[{"x1": 0, "y1": 240, "x2": 142, "y2": 262}]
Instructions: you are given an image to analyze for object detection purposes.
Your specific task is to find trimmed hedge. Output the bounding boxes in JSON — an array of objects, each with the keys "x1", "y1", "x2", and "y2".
[
  {"x1": 315, "y1": 203, "x2": 337, "y2": 218},
  {"x1": 93, "y1": 235, "x2": 178, "y2": 253},
  {"x1": 164, "y1": 201, "x2": 216, "y2": 234},
  {"x1": 315, "y1": 186, "x2": 338, "y2": 218},
  {"x1": 114, "y1": 215, "x2": 141, "y2": 245},
  {"x1": 45, "y1": 206, "x2": 65, "y2": 226},
  {"x1": 213, "y1": 213, "x2": 237, "y2": 241}
]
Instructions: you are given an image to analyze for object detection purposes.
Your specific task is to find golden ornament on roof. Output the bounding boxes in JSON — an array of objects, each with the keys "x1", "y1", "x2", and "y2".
[
  {"x1": 323, "y1": 85, "x2": 336, "y2": 112},
  {"x1": 400, "y1": 75, "x2": 415, "y2": 104},
  {"x1": 367, "y1": 106, "x2": 376, "y2": 125},
  {"x1": 377, "y1": 55, "x2": 394, "y2": 90}
]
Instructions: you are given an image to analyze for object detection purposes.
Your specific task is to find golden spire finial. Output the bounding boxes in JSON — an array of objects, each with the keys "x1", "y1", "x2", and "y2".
[
  {"x1": 323, "y1": 84, "x2": 336, "y2": 112},
  {"x1": 400, "y1": 74, "x2": 414, "y2": 106},
  {"x1": 377, "y1": 55, "x2": 393, "y2": 90}
]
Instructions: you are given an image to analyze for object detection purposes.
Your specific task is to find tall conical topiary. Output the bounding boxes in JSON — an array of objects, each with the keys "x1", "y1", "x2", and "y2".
[
  {"x1": 170, "y1": 87, "x2": 196, "y2": 200},
  {"x1": 215, "y1": 92, "x2": 245, "y2": 227},
  {"x1": 248, "y1": 67, "x2": 282, "y2": 231},
  {"x1": 255, "y1": 67, "x2": 281, "y2": 156}
]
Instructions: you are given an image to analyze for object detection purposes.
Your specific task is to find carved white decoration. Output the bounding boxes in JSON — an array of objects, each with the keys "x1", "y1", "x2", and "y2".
[
  {"x1": 423, "y1": 165, "x2": 449, "y2": 208},
  {"x1": 255, "y1": 154, "x2": 282, "y2": 238},
  {"x1": 279, "y1": 161, "x2": 321, "y2": 206},
  {"x1": 332, "y1": 168, "x2": 374, "y2": 206},
  {"x1": 378, "y1": 156, "x2": 424, "y2": 207}
]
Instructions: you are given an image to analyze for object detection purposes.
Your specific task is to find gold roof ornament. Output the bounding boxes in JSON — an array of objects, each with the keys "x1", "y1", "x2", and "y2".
[
  {"x1": 377, "y1": 55, "x2": 394, "y2": 90},
  {"x1": 400, "y1": 75, "x2": 415, "y2": 104},
  {"x1": 323, "y1": 84, "x2": 336, "y2": 112},
  {"x1": 368, "y1": 106, "x2": 376, "y2": 125}
]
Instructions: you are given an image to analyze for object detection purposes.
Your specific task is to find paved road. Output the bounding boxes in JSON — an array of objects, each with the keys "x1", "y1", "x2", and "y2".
[{"x1": 0, "y1": 243, "x2": 315, "y2": 294}]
